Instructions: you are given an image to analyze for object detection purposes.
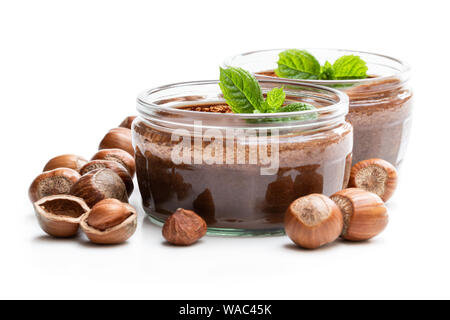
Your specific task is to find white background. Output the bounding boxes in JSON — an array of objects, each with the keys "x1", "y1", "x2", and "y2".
[{"x1": 1, "y1": 0, "x2": 449, "y2": 299}]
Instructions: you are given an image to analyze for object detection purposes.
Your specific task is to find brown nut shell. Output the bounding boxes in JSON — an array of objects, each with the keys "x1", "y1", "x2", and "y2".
[
  {"x1": 331, "y1": 188, "x2": 388, "y2": 241},
  {"x1": 99, "y1": 127, "x2": 134, "y2": 156},
  {"x1": 70, "y1": 168, "x2": 128, "y2": 207},
  {"x1": 91, "y1": 148, "x2": 135, "y2": 177},
  {"x1": 80, "y1": 199, "x2": 137, "y2": 244},
  {"x1": 162, "y1": 208, "x2": 207, "y2": 246},
  {"x1": 80, "y1": 160, "x2": 133, "y2": 196},
  {"x1": 34, "y1": 195, "x2": 90, "y2": 237},
  {"x1": 29, "y1": 168, "x2": 81, "y2": 203},
  {"x1": 284, "y1": 194, "x2": 343, "y2": 249},
  {"x1": 349, "y1": 158, "x2": 398, "y2": 202},
  {"x1": 119, "y1": 116, "x2": 137, "y2": 129},
  {"x1": 43, "y1": 154, "x2": 88, "y2": 173}
]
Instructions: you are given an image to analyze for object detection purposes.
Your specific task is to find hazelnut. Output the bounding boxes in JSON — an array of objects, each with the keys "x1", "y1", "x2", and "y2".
[
  {"x1": 284, "y1": 194, "x2": 343, "y2": 249},
  {"x1": 80, "y1": 160, "x2": 134, "y2": 196},
  {"x1": 70, "y1": 168, "x2": 128, "y2": 207},
  {"x1": 34, "y1": 195, "x2": 89, "y2": 237},
  {"x1": 119, "y1": 116, "x2": 137, "y2": 129},
  {"x1": 349, "y1": 158, "x2": 398, "y2": 202},
  {"x1": 162, "y1": 208, "x2": 207, "y2": 246},
  {"x1": 331, "y1": 188, "x2": 388, "y2": 241},
  {"x1": 91, "y1": 148, "x2": 136, "y2": 177},
  {"x1": 99, "y1": 127, "x2": 134, "y2": 156},
  {"x1": 29, "y1": 168, "x2": 81, "y2": 203},
  {"x1": 80, "y1": 199, "x2": 137, "y2": 244},
  {"x1": 43, "y1": 154, "x2": 88, "y2": 173}
]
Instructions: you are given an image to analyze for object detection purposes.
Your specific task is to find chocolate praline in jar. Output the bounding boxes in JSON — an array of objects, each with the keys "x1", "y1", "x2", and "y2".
[
  {"x1": 133, "y1": 79, "x2": 352, "y2": 236},
  {"x1": 224, "y1": 49, "x2": 413, "y2": 167}
]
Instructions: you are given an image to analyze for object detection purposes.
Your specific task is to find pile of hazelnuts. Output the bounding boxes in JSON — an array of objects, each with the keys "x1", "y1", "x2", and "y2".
[
  {"x1": 29, "y1": 116, "x2": 139, "y2": 244},
  {"x1": 29, "y1": 114, "x2": 398, "y2": 249}
]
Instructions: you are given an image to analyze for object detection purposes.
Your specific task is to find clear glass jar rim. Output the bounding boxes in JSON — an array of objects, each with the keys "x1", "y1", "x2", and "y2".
[
  {"x1": 223, "y1": 48, "x2": 411, "y2": 85},
  {"x1": 137, "y1": 78, "x2": 349, "y2": 120}
]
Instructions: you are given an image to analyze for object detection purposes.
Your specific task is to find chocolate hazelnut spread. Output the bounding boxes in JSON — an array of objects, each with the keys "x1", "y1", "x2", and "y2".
[
  {"x1": 133, "y1": 103, "x2": 352, "y2": 233},
  {"x1": 257, "y1": 71, "x2": 412, "y2": 166}
]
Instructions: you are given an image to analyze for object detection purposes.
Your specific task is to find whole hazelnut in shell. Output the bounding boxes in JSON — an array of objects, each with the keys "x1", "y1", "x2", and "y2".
[
  {"x1": 91, "y1": 148, "x2": 136, "y2": 177},
  {"x1": 70, "y1": 168, "x2": 128, "y2": 207},
  {"x1": 29, "y1": 168, "x2": 81, "y2": 203},
  {"x1": 331, "y1": 188, "x2": 388, "y2": 241},
  {"x1": 99, "y1": 127, "x2": 134, "y2": 156},
  {"x1": 162, "y1": 208, "x2": 207, "y2": 246},
  {"x1": 80, "y1": 160, "x2": 133, "y2": 196},
  {"x1": 43, "y1": 154, "x2": 88, "y2": 173},
  {"x1": 34, "y1": 194, "x2": 89, "y2": 237},
  {"x1": 284, "y1": 194, "x2": 343, "y2": 249},
  {"x1": 349, "y1": 158, "x2": 398, "y2": 202},
  {"x1": 80, "y1": 199, "x2": 137, "y2": 244},
  {"x1": 119, "y1": 116, "x2": 137, "y2": 130}
]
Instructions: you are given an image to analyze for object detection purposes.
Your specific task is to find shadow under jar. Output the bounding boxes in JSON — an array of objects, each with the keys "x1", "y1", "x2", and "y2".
[
  {"x1": 224, "y1": 49, "x2": 413, "y2": 167},
  {"x1": 133, "y1": 79, "x2": 352, "y2": 236}
]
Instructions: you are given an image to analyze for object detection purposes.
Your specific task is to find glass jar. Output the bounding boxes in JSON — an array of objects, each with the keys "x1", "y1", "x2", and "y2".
[
  {"x1": 224, "y1": 49, "x2": 413, "y2": 167},
  {"x1": 133, "y1": 79, "x2": 352, "y2": 236}
]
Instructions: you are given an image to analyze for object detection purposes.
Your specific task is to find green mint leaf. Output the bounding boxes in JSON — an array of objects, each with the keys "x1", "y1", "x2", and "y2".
[
  {"x1": 332, "y1": 55, "x2": 368, "y2": 80},
  {"x1": 219, "y1": 67, "x2": 264, "y2": 113},
  {"x1": 319, "y1": 61, "x2": 335, "y2": 80},
  {"x1": 275, "y1": 49, "x2": 321, "y2": 80},
  {"x1": 280, "y1": 102, "x2": 318, "y2": 121},
  {"x1": 264, "y1": 87, "x2": 285, "y2": 112}
]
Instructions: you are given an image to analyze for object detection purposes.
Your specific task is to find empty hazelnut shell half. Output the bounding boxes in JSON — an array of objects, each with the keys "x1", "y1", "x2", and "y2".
[
  {"x1": 331, "y1": 188, "x2": 388, "y2": 241},
  {"x1": 284, "y1": 194, "x2": 343, "y2": 249},
  {"x1": 99, "y1": 127, "x2": 134, "y2": 156},
  {"x1": 91, "y1": 148, "x2": 136, "y2": 177},
  {"x1": 70, "y1": 168, "x2": 128, "y2": 207},
  {"x1": 80, "y1": 199, "x2": 137, "y2": 244},
  {"x1": 80, "y1": 160, "x2": 134, "y2": 196},
  {"x1": 349, "y1": 158, "x2": 398, "y2": 202},
  {"x1": 119, "y1": 116, "x2": 137, "y2": 130},
  {"x1": 162, "y1": 208, "x2": 207, "y2": 246},
  {"x1": 29, "y1": 168, "x2": 81, "y2": 203},
  {"x1": 34, "y1": 195, "x2": 90, "y2": 237},
  {"x1": 43, "y1": 154, "x2": 88, "y2": 173}
]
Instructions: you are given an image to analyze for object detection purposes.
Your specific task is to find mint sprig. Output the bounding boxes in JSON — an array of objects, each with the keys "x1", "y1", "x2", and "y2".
[
  {"x1": 219, "y1": 67, "x2": 318, "y2": 122},
  {"x1": 276, "y1": 49, "x2": 368, "y2": 80}
]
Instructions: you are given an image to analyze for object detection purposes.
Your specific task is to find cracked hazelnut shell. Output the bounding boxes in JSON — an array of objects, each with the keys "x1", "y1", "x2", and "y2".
[
  {"x1": 349, "y1": 158, "x2": 398, "y2": 202},
  {"x1": 43, "y1": 154, "x2": 88, "y2": 173},
  {"x1": 34, "y1": 194, "x2": 90, "y2": 237},
  {"x1": 162, "y1": 208, "x2": 207, "y2": 246},
  {"x1": 29, "y1": 168, "x2": 81, "y2": 203},
  {"x1": 331, "y1": 188, "x2": 388, "y2": 241},
  {"x1": 99, "y1": 127, "x2": 134, "y2": 156},
  {"x1": 91, "y1": 148, "x2": 136, "y2": 177},
  {"x1": 284, "y1": 194, "x2": 343, "y2": 249},
  {"x1": 80, "y1": 199, "x2": 137, "y2": 244},
  {"x1": 70, "y1": 168, "x2": 128, "y2": 207},
  {"x1": 80, "y1": 160, "x2": 133, "y2": 196},
  {"x1": 119, "y1": 116, "x2": 137, "y2": 129}
]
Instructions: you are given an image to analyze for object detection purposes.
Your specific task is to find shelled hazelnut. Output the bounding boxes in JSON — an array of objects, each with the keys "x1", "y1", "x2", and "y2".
[
  {"x1": 34, "y1": 195, "x2": 90, "y2": 237},
  {"x1": 43, "y1": 154, "x2": 88, "y2": 173},
  {"x1": 284, "y1": 194, "x2": 343, "y2": 249},
  {"x1": 99, "y1": 127, "x2": 134, "y2": 156},
  {"x1": 80, "y1": 199, "x2": 137, "y2": 244},
  {"x1": 349, "y1": 158, "x2": 398, "y2": 202},
  {"x1": 331, "y1": 188, "x2": 388, "y2": 241},
  {"x1": 29, "y1": 168, "x2": 81, "y2": 203},
  {"x1": 91, "y1": 148, "x2": 136, "y2": 177},
  {"x1": 80, "y1": 160, "x2": 134, "y2": 196},
  {"x1": 162, "y1": 208, "x2": 207, "y2": 246},
  {"x1": 119, "y1": 116, "x2": 137, "y2": 129},
  {"x1": 70, "y1": 168, "x2": 128, "y2": 207}
]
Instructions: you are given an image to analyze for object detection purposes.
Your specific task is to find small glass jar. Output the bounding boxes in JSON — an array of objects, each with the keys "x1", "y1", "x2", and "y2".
[
  {"x1": 224, "y1": 49, "x2": 413, "y2": 167},
  {"x1": 133, "y1": 79, "x2": 352, "y2": 236}
]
